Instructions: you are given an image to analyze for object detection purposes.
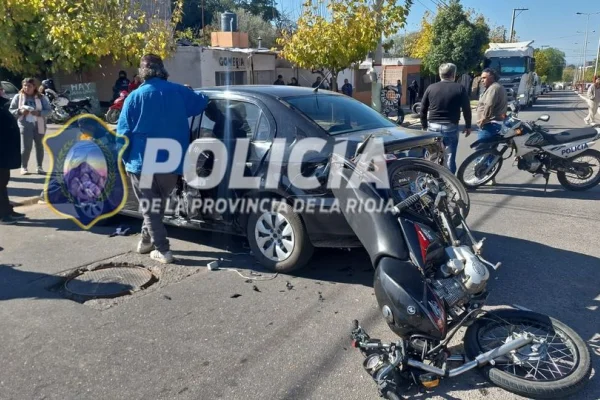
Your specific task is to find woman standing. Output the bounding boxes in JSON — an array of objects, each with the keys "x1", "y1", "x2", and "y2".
[{"x1": 9, "y1": 78, "x2": 51, "y2": 175}]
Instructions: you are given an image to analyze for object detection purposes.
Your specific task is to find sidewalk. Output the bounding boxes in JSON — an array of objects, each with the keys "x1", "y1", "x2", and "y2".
[{"x1": 8, "y1": 125, "x2": 58, "y2": 207}]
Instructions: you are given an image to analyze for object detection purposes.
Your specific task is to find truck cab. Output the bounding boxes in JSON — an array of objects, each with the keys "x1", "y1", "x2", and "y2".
[{"x1": 484, "y1": 41, "x2": 536, "y2": 109}]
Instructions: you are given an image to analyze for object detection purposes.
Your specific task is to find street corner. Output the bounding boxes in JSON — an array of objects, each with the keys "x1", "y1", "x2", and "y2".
[{"x1": 42, "y1": 114, "x2": 129, "y2": 230}]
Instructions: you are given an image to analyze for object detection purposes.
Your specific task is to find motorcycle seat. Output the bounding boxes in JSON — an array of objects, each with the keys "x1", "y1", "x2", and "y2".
[{"x1": 541, "y1": 127, "x2": 598, "y2": 145}]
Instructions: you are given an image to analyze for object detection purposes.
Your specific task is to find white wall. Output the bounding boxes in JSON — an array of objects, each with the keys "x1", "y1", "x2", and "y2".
[{"x1": 163, "y1": 47, "x2": 203, "y2": 88}]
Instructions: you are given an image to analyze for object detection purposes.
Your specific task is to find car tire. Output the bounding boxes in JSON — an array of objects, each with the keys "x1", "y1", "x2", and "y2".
[{"x1": 246, "y1": 199, "x2": 314, "y2": 273}]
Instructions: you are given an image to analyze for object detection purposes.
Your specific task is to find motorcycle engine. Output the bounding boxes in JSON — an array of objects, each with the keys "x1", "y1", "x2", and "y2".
[
  {"x1": 517, "y1": 153, "x2": 542, "y2": 173},
  {"x1": 182, "y1": 187, "x2": 202, "y2": 219},
  {"x1": 432, "y1": 246, "x2": 490, "y2": 308}
]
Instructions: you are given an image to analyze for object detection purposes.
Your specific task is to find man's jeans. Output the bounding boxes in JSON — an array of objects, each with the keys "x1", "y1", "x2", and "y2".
[
  {"x1": 428, "y1": 122, "x2": 459, "y2": 174},
  {"x1": 128, "y1": 173, "x2": 179, "y2": 253},
  {"x1": 475, "y1": 122, "x2": 503, "y2": 151}
]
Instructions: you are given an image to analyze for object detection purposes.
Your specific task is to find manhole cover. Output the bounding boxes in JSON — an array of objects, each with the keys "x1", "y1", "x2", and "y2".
[{"x1": 65, "y1": 263, "x2": 156, "y2": 298}]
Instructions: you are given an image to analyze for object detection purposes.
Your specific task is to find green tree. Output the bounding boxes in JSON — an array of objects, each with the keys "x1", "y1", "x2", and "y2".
[
  {"x1": 422, "y1": 0, "x2": 489, "y2": 75},
  {"x1": 562, "y1": 66, "x2": 575, "y2": 82},
  {"x1": 383, "y1": 31, "x2": 420, "y2": 57},
  {"x1": 534, "y1": 47, "x2": 566, "y2": 82},
  {"x1": 277, "y1": 0, "x2": 413, "y2": 92},
  {"x1": 0, "y1": 0, "x2": 184, "y2": 76},
  {"x1": 407, "y1": 12, "x2": 434, "y2": 59}
]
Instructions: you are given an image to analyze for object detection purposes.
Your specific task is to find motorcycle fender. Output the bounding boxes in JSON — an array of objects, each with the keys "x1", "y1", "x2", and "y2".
[
  {"x1": 470, "y1": 136, "x2": 508, "y2": 149},
  {"x1": 374, "y1": 257, "x2": 447, "y2": 340},
  {"x1": 544, "y1": 138, "x2": 598, "y2": 159}
]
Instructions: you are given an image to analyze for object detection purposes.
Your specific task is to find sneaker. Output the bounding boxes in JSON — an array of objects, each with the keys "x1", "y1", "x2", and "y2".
[
  {"x1": 10, "y1": 211, "x2": 25, "y2": 220},
  {"x1": 36, "y1": 167, "x2": 45, "y2": 174},
  {"x1": 150, "y1": 250, "x2": 174, "y2": 264},
  {"x1": 137, "y1": 240, "x2": 154, "y2": 254},
  {"x1": 20, "y1": 168, "x2": 29, "y2": 175},
  {"x1": 0, "y1": 215, "x2": 18, "y2": 225}
]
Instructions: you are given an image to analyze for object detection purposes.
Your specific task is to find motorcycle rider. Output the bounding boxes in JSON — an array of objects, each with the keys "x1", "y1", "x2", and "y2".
[
  {"x1": 584, "y1": 77, "x2": 600, "y2": 125},
  {"x1": 419, "y1": 63, "x2": 472, "y2": 174},
  {"x1": 113, "y1": 70, "x2": 130, "y2": 101},
  {"x1": 474, "y1": 68, "x2": 507, "y2": 185}
]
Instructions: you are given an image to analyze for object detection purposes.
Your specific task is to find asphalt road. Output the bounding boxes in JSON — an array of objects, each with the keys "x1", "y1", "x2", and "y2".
[{"x1": 0, "y1": 90, "x2": 598, "y2": 400}]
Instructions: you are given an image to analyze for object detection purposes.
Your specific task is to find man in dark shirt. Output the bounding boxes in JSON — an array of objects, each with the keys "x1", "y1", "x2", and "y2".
[
  {"x1": 341, "y1": 79, "x2": 353, "y2": 96},
  {"x1": 419, "y1": 63, "x2": 472, "y2": 174},
  {"x1": 273, "y1": 75, "x2": 285, "y2": 85}
]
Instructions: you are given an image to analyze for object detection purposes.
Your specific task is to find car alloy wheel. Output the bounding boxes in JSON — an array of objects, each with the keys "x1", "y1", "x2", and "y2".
[{"x1": 254, "y1": 211, "x2": 295, "y2": 262}]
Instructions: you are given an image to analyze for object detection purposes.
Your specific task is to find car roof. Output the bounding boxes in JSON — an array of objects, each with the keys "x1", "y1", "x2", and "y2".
[{"x1": 193, "y1": 85, "x2": 344, "y2": 100}]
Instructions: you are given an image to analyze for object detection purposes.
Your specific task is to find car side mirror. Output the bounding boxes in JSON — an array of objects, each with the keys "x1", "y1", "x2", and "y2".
[{"x1": 538, "y1": 115, "x2": 550, "y2": 122}]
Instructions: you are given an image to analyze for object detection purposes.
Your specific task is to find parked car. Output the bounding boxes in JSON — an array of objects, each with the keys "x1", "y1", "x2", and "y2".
[
  {"x1": 1, "y1": 81, "x2": 19, "y2": 101},
  {"x1": 115, "y1": 86, "x2": 445, "y2": 272}
]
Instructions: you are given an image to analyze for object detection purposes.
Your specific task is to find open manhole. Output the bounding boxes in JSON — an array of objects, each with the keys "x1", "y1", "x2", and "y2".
[{"x1": 64, "y1": 263, "x2": 157, "y2": 299}]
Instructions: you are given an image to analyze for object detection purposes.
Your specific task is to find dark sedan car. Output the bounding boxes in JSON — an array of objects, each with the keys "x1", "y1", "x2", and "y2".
[{"x1": 118, "y1": 85, "x2": 444, "y2": 272}]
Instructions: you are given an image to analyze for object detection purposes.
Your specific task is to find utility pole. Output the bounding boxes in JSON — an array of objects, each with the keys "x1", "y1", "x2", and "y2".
[
  {"x1": 371, "y1": 0, "x2": 384, "y2": 113},
  {"x1": 595, "y1": 33, "x2": 600, "y2": 78},
  {"x1": 577, "y1": 12, "x2": 600, "y2": 84},
  {"x1": 201, "y1": 0, "x2": 205, "y2": 38},
  {"x1": 509, "y1": 8, "x2": 528, "y2": 42}
]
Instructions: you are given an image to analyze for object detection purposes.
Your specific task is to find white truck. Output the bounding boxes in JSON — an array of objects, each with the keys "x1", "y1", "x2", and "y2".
[{"x1": 484, "y1": 40, "x2": 537, "y2": 109}]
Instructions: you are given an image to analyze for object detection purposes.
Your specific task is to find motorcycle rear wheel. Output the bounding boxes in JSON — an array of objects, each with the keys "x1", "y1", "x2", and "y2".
[
  {"x1": 464, "y1": 309, "x2": 592, "y2": 399},
  {"x1": 557, "y1": 149, "x2": 600, "y2": 191}
]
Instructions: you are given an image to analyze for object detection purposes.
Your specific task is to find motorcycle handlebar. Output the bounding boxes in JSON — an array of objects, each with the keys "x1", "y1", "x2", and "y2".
[{"x1": 392, "y1": 188, "x2": 429, "y2": 214}]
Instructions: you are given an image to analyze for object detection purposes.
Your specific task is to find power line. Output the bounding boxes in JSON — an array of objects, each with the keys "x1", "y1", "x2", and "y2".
[{"x1": 416, "y1": 0, "x2": 434, "y2": 14}]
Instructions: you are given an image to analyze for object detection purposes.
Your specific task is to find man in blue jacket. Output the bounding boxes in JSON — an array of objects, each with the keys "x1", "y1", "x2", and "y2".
[{"x1": 117, "y1": 54, "x2": 208, "y2": 263}]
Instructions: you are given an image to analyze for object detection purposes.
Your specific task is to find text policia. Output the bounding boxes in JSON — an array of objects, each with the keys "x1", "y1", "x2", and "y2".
[{"x1": 138, "y1": 136, "x2": 393, "y2": 192}]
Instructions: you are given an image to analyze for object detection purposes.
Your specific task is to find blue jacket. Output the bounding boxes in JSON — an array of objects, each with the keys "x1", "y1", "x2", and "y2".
[{"x1": 116, "y1": 78, "x2": 208, "y2": 175}]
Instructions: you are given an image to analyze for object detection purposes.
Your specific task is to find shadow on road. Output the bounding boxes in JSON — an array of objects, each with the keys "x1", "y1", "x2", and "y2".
[
  {"x1": 473, "y1": 182, "x2": 600, "y2": 200},
  {"x1": 0, "y1": 264, "x2": 133, "y2": 301}
]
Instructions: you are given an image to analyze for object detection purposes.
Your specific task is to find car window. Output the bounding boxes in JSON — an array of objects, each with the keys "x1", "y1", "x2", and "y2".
[
  {"x1": 255, "y1": 114, "x2": 271, "y2": 141},
  {"x1": 2, "y1": 82, "x2": 18, "y2": 95},
  {"x1": 283, "y1": 94, "x2": 396, "y2": 135},
  {"x1": 195, "y1": 99, "x2": 270, "y2": 141}
]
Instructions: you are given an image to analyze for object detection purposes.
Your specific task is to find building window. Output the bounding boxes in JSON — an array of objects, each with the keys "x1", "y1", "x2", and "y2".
[{"x1": 215, "y1": 71, "x2": 247, "y2": 86}]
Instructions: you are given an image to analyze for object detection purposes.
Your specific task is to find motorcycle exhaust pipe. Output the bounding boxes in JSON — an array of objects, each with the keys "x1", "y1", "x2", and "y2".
[{"x1": 407, "y1": 334, "x2": 533, "y2": 378}]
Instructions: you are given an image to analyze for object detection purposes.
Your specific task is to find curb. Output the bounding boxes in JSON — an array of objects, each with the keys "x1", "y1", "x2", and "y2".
[{"x1": 10, "y1": 196, "x2": 44, "y2": 208}]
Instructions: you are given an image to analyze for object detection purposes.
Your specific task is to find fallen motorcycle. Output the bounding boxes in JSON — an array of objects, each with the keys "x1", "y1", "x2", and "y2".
[{"x1": 327, "y1": 138, "x2": 592, "y2": 399}]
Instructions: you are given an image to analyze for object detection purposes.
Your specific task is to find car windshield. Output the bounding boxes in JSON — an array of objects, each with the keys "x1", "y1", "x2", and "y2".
[
  {"x1": 487, "y1": 57, "x2": 528, "y2": 74},
  {"x1": 283, "y1": 94, "x2": 396, "y2": 135}
]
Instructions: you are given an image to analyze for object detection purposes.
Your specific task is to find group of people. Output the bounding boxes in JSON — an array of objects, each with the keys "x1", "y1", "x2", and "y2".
[
  {"x1": 419, "y1": 63, "x2": 507, "y2": 185},
  {"x1": 113, "y1": 70, "x2": 143, "y2": 100},
  {"x1": 273, "y1": 75, "x2": 299, "y2": 86}
]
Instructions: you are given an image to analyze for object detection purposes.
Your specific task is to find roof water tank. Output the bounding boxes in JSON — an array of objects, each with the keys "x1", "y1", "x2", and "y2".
[{"x1": 221, "y1": 12, "x2": 237, "y2": 32}]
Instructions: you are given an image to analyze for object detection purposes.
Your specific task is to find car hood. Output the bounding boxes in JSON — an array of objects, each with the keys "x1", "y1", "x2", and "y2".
[{"x1": 333, "y1": 126, "x2": 443, "y2": 154}]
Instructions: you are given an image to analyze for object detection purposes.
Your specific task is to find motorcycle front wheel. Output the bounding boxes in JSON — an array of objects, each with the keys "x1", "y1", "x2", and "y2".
[
  {"x1": 464, "y1": 309, "x2": 592, "y2": 399},
  {"x1": 105, "y1": 108, "x2": 121, "y2": 124},
  {"x1": 457, "y1": 149, "x2": 504, "y2": 189},
  {"x1": 387, "y1": 158, "x2": 470, "y2": 222}
]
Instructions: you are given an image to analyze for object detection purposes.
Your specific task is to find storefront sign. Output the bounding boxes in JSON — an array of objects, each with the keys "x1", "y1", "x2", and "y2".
[
  {"x1": 218, "y1": 56, "x2": 245, "y2": 69},
  {"x1": 60, "y1": 82, "x2": 101, "y2": 116}
]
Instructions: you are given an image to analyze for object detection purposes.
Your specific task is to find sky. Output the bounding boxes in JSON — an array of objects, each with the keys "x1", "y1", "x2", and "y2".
[{"x1": 276, "y1": 0, "x2": 600, "y2": 66}]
